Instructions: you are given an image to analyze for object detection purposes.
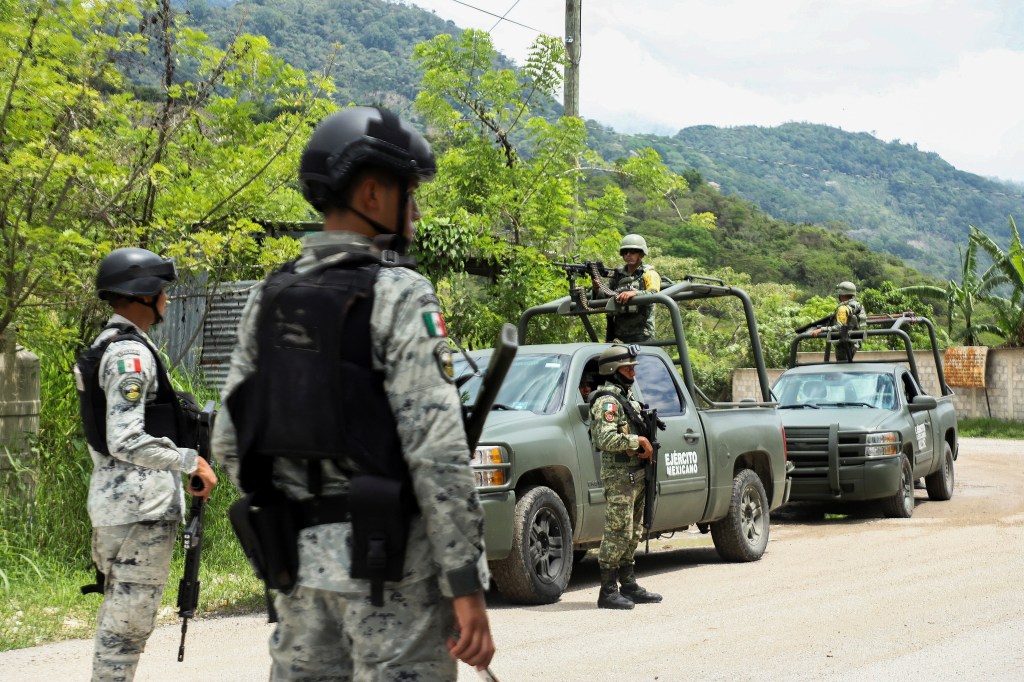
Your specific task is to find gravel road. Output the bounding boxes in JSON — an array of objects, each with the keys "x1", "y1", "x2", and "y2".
[{"x1": 3, "y1": 437, "x2": 1022, "y2": 681}]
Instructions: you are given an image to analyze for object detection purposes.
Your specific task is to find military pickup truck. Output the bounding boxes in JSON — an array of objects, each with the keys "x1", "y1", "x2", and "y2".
[
  {"x1": 456, "y1": 272, "x2": 790, "y2": 604},
  {"x1": 773, "y1": 313, "x2": 958, "y2": 517}
]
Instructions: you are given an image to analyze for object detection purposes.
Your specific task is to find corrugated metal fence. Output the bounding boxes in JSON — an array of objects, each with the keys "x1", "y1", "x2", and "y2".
[{"x1": 150, "y1": 276, "x2": 258, "y2": 393}]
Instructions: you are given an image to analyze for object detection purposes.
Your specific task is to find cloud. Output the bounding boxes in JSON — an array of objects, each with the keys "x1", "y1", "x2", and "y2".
[{"x1": 406, "y1": 0, "x2": 1024, "y2": 181}]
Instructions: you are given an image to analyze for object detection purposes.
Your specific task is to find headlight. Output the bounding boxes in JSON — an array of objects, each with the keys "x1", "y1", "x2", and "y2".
[
  {"x1": 470, "y1": 445, "x2": 509, "y2": 487},
  {"x1": 865, "y1": 432, "x2": 899, "y2": 458}
]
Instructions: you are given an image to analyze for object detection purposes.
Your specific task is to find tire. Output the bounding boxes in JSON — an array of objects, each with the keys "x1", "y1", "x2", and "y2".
[
  {"x1": 924, "y1": 442, "x2": 955, "y2": 501},
  {"x1": 710, "y1": 469, "x2": 770, "y2": 562},
  {"x1": 490, "y1": 486, "x2": 573, "y2": 604},
  {"x1": 882, "y1": 455, "x2": 915, "y2": 518}
]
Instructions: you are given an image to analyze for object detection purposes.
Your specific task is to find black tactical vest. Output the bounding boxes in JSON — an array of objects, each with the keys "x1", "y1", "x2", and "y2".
[
  {"x1": 75, "y1": 323, "x2": 198, "y2": 455},
  {"x1": 231, "y1": 254, "x2": 406, "y2": 494}
]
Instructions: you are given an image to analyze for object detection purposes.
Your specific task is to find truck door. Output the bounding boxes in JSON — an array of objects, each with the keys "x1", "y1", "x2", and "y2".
[
  {"x1": 900, "y1": 371, "x2": 935, "y2": 474},
  {"x1": 634, "y1": 354, "x2": 709, "y2": 529}
]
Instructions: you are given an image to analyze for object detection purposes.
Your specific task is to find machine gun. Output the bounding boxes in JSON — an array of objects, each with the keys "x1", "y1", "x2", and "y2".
[
  {"x1": 794, "y1": 314, "x2": 833, "y2": 334},
  {"x1": 640, "y1": 405, "x2": 666, "y2": 553},
  {"x1": 176, "y1": 400, "x2": 216, "y2": 662}
]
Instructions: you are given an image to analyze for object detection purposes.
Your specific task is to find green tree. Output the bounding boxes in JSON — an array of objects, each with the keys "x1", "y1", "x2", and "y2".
[
  {"x1": 971, "y1": 217, "x2": 1024, "y2": 347},
  {"x1": 0, "y1": 0, "x2": 334, "y2": 342}
]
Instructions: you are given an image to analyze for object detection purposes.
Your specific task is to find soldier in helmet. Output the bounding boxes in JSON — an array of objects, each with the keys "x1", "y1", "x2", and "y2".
[
  {"x1": 811, "y1": 281, "x2": 868, "y2": 361},
  {"x1": 212, "y1": 106, "x2": 495, "y2": 679},
  {"x1": 595, "y1": 234, "x2": 662, "y2": 343},
  {"x1": 589, "y1": 344, "x2": 663, "y2": 609},
  {"x1": 79, "y1": 247, "x2": 218, "y2": 681}
]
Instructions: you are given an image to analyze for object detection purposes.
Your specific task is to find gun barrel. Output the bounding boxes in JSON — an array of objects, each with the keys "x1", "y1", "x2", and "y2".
[{"x1": 464, "y1": 324, "x2": 518, "y2": 450}]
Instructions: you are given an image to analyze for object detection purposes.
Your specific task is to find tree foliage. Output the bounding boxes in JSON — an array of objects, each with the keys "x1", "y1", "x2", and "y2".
[{"x1": 0, "y1": 0, "x2": 334, "y2": 340}]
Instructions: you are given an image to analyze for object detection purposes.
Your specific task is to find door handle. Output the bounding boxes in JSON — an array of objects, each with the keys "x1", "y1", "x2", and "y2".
[{"x1": 684, "y1": 429, "x2": 701, "y2": 443}]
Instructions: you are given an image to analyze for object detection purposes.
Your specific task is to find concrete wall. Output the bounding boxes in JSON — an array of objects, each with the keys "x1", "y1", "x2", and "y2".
[{"x1": 732, "y1": 348, "x2": 1024, "y2": 421}]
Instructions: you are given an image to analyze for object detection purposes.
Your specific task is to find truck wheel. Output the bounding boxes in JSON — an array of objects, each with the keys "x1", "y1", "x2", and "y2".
[
  {"x1": 710, "y1": 469, "x2": 770, "y2": 562},
  {"x1": 491, "y1": 486, "x2": 573, "y2": 604},
  {"x1": 924, "y1": 442, "x2": 955, "y2": 501},
  {"x1": 882, "y1": 455, "x2": 915, "y2": 518}
]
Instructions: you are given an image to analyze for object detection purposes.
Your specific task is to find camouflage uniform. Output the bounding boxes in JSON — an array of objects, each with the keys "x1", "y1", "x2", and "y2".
[
  {"x1": 590, "y1": 381, "x2": 646, "y2": 572},
  {"x1": 606, "y1": 264, "x2": 661, "y2": 343},
  {"x1": 84, "y1": 314, "x2": 198, "y2": 682},
  {"x1": 212, "y1": 231, "x2": 488, "y2": 681},
  {"x1": 820, "y1": 298, "x2": 867, "y2": 361}
]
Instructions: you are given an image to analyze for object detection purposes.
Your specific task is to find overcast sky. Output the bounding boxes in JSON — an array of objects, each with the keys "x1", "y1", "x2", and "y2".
[{"x1": 403, "y1": 0, "x2": 1024, "y2": 183}]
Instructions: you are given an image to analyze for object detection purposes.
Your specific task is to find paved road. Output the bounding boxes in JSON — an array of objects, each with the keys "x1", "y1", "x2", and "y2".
[{"x1": 3, "y1": 437, "x2": 1022, "y2": 681}]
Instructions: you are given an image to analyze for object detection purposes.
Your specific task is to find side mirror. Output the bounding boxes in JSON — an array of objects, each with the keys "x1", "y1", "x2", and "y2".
[{"x1": 908, "y1": 395, "x2": 937, "y2": 413}]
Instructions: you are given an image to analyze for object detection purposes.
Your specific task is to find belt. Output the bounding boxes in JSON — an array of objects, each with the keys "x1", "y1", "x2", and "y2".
[
  {"x1": 297, "y1": 494, "x2": 350, "y2": 529},
  {"x1": 612, "y1": 453, "x2": 639, "y2": 464}
]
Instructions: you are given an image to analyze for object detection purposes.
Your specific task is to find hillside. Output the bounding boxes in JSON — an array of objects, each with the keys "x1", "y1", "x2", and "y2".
[
  {"x1": 590, "y1": 123, "x2": 1023, "y2": 279},
  {"x1": 177, "y1": 0, "x2": 1011, "y2": 286}
]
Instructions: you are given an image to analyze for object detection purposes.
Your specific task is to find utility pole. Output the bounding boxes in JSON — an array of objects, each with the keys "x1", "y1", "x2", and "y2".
[{"x1": 564, "y1": 0, "x2": 581, "y2": 118}]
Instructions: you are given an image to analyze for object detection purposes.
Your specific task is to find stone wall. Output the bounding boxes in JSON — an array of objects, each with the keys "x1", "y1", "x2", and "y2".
[{"x1": 732, "y1": 348, "x2": 1024, "y2": 421}]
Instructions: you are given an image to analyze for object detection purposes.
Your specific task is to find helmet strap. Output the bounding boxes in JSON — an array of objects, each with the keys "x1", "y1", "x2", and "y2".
[
  {"x1": 345, "y1": 178, "x2": 411, "y2": 255},
  {"x1": 127, "y1": 295, "x2": 163, "y2": 326}
]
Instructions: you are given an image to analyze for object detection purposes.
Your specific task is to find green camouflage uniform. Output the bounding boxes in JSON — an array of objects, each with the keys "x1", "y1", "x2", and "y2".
[
  {"x1": 212, "y1": 231, "x2": 488, "y2": 681},
  {"x1": 82, "y1": 316, "x2": 198, "y2": 681},
  {"x1": 820, "y1": 298, "x2": 867, "y2": 361},
  {"x1": 606, "y1": 264, "x2": 662, "y2": 343},
  {"x1": 590, "y1": 381, "x2": 646, "y2": 572}
]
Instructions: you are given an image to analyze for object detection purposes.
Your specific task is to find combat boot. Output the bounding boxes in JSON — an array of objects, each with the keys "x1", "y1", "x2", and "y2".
[
  {"x1": 617, "y1": 564, "x2": 663, "y2": 604},
  {"x1": 597, "y1": 568, "x2": 634, "y2": 609}
]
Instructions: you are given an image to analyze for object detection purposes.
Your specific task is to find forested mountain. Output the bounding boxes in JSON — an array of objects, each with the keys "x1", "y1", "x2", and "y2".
[
  {"x1": 177, "y1": 0, "x2": 1020, "y2": 285},
  {"x1": 588, "y1": 123, "x2": 1023, "y2": 279}
]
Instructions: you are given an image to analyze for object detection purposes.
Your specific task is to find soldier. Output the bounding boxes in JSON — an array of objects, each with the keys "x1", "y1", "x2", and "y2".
[
  {"x1": 597, "y1": 234, "x2": 662, "y2": 343},
  {"x1": 79, "y1": 247, "x2": 218, "y2": 681},
  {"x1": 589, "y1": 344, "x2": 663, "y2": 609},
  {"x1": 811, "y1": 280, "x2": 868, "y2": 361},
  {"x1": 212, "y1": 106, "x2": 495, "y2": 679}
]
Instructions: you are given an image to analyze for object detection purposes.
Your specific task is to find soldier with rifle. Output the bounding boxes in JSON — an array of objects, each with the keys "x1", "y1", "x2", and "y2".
[
  {"x1": 75, "y1": 248, "x2": 218, "y2": 681},
  {"x1": 805, "y1": 280, "x2": 868, "y2": 361},
  {"x1": 594, "y1": 234, "x2": 662, "y2": 343},
  {"x1": 588, "y1": 344, "x2": 664, "y2": 610},
  {"x1": 212, "y1": 106, "x2": 496, "y2": 680}
]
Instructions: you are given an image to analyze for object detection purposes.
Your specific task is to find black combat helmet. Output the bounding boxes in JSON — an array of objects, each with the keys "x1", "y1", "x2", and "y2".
[
  {"x1": 96, "y1": 247, "x2": 177, "y2": 300},
  {"x1": 299, "y1": 106, "x2": 436, "y2": 213}
]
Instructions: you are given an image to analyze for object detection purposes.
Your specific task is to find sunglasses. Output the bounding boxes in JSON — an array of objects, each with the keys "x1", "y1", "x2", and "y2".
[{"x1": 620, "y1": 249, "x2": 643, "y2": 255}]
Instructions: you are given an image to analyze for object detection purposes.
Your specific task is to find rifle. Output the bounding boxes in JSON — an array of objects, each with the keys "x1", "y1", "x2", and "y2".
[
  {"x1": 177, "y1": 400, "x2": 216, "y2": 662},
  {"x1": 640, "y1": 405, "x2": 666, "y2": 553},
  {"x1": 463, "y1": 323, "x2": 519, "y2": 450},
  {"x1": 794, "y1": 314, "x2": 832, "y2": 334}
]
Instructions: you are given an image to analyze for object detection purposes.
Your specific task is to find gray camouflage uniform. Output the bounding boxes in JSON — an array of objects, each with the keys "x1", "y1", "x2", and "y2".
[
  {"x1": 83, "y1": 314, "x2": 199, "y2": 682},
  {"x1": 589, "y1": 381, "x2": 646, "y2": 572},
  {"x1": 606, "y1": 264, "x2": 661, "y2": 343},
  {"x1": 212, "y1": 231, "x2": 488, "y2": 681}
]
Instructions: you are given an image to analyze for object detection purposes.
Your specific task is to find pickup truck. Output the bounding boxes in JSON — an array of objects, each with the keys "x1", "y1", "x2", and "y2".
[
  {"x1": 773, "y1": 313, "x2": 958, "y2": 517},
  {"x1": 456, "y1": 273, "x2": 790, "y2": 604}
]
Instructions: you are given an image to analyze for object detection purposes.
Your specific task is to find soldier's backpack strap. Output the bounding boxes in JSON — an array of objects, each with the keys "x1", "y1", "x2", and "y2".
[{"x1": 589, "y1": 389, "x2": 647, "y2": 435}]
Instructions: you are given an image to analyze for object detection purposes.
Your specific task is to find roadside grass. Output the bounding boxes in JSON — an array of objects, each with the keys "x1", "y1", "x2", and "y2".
[{"x1": 958, "y1": 417, "x2": 1024, "y2": 439}]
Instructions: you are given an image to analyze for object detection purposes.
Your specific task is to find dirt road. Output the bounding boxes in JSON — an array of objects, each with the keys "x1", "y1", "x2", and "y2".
[{"x1": 3, "y1": 437, "x2": 1022, "y2": 681}]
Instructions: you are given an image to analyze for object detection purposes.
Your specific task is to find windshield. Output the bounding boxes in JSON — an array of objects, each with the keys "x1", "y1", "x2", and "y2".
[
  {"x1": 454, "y1": 353, "x2": 570, "y2": 415},
  {"x1": 773, "y1": 371, "x2": 898, "y2": 410}
]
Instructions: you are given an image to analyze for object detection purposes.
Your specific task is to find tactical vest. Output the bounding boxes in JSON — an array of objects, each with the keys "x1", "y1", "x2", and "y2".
[
  {"x1": 230, "y1": 253, "x2": 408, "y2": 495},
  {"x1": 74, "y1": 322, "x2": 199, "y2": 455}
]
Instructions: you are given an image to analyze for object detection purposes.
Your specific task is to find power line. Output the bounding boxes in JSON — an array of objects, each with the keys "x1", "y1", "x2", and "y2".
[{"x1": 449, "y1": 0, "x2": 554, "y2": 36}]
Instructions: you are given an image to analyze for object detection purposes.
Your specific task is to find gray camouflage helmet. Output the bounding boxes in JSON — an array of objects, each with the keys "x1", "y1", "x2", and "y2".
[
  {"x1": 598, "y1": 344, "x2": 640, "y2": 375},
  {"x1": 96, "y1": 248, "x2": 177, "y2": 300},
  {"x1": 619, "y1": 234, "x2": 648, "y2": 255},
  {"x1": 835, "y1": 281, "x2": 857, "y2": 296}
]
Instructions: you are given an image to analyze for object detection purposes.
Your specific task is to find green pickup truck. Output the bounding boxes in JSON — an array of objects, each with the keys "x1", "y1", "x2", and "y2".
[
  {"x1": 456, "y1": 274, "x2": 790, "y2": 604},
  {"x1": 774, "y1": 313, "x2": 959, "y2": 517}
]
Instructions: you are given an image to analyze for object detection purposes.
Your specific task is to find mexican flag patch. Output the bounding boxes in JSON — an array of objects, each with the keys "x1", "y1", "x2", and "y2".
[
  {"x1": 117, "y1": 357, "x2": 142, "y2": 374},
  {"x1": 423, "y1": 311, "x2": 448, "y2": 337}
]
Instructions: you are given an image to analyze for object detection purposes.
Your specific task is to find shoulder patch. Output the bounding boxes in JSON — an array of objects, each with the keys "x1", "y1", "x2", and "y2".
[
  {"x1": 423, "y1": 311, "x2": 448, "y2": 337},
  {"x1": 116, "y1": 356, "x2": 143, "y2": 374},
  {"x1": 603, "y1": 401, "x2": 617, "y2": 421},
  {"x1": 434, "y1": 342, "x2": 455, "y2": 383},
  {"x1": 119, "y1": 377, "x2": 143, "y2": 402}
]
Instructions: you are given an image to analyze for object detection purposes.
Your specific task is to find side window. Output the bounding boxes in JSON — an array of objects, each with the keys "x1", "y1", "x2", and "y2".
[{"x1": 634, "y1": 354, "x2": 684, "y2": 415}]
